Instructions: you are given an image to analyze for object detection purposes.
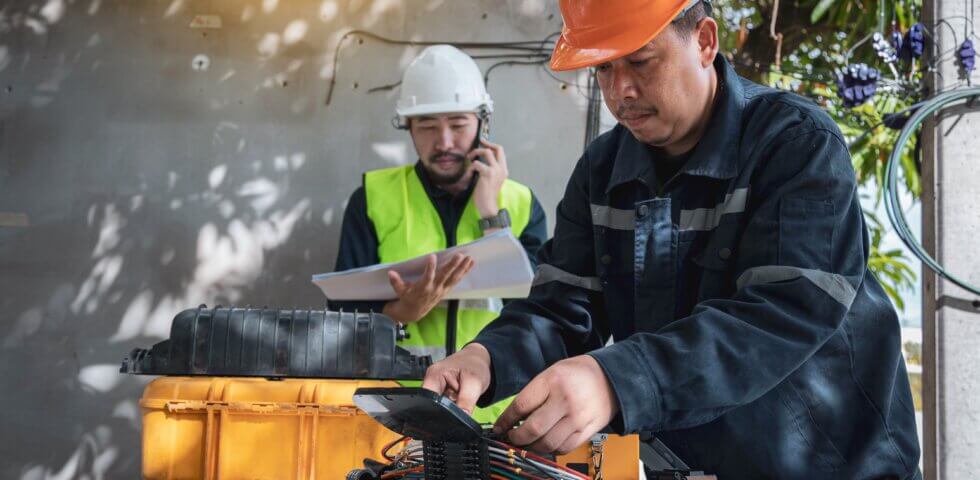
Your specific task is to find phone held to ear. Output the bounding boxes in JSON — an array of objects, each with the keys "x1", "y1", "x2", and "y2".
[{"x1": 471, "y1": 118, "x2": 490, "y2": 165}]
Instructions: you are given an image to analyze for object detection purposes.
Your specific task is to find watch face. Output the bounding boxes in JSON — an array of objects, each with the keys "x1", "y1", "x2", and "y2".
[
  {"x1": 481, "y1": 209, "x2": 510, "y2": 229},
  {"x1": 499, "y1": 209, "x2": 511, "y2": 227}
]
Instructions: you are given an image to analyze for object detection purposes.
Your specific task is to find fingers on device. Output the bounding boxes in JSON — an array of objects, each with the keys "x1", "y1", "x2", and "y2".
[
  {"x1": 352, "y1": 388, "x2": 716, "y2": 480},
  {"x1": 352, "y1": 387, "x2": 592, "y2": 480}
]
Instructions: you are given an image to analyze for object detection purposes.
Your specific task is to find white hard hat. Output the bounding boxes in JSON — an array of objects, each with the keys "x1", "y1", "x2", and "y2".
[{"x1": 395, "y1": 45, "x2": 493, "y2": 126}]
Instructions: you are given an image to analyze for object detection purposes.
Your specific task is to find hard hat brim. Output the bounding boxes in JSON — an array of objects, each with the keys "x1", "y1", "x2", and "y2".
[{"x1": 549, "y1": 0, "x2": 691, "y2": 71}]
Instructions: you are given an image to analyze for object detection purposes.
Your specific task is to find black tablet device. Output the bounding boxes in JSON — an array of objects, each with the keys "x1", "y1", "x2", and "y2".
[{"x1": 352, "y1": 387, "x2": 485, "y2": 443}]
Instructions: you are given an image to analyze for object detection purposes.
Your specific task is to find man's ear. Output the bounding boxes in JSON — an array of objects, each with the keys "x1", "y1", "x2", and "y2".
[{"x1": 696, "y1": 17, "x2": 719, "y2": 67}]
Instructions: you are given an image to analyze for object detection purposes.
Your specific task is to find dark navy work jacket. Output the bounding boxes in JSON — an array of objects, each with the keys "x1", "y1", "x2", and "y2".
[{"x1": 475, "y1": 55, "x2": 921, "y2": 479}]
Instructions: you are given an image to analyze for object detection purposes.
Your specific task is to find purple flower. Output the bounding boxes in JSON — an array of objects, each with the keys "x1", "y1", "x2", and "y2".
[
  {"x1": 960, "y1": 39, "x2": 976, "y2": 73},
  {"x1": 904, "y1": 23, "x2": 925, "y2": 59},
  {"x1": 891, "y1": 30, "x2": 904, "y2": 53},
  {"x1": 836, "y1": 63, "x2": 880, "y2": 108}
]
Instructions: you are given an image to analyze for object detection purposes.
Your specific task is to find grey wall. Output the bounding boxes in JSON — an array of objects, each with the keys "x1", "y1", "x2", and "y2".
[
  {"x1": 0, "y1": 0, "x2": 595, "y2": 477},
  {"x1": 920, "y1": 0, "x2": 980, "y2": 475}
]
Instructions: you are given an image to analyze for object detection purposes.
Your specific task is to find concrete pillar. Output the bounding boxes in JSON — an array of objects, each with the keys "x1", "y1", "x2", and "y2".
[{"x1": 920, "y1": 0, "x2": 980, "y2": 476}]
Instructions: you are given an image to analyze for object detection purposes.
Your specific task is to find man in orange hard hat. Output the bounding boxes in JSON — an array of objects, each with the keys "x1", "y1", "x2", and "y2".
[{"x1": 423, "y1": 1, "x2": 921, "y2": 478}]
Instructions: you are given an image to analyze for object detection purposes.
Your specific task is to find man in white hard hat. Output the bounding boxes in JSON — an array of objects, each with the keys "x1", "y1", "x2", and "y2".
[{"x1": 330, "y1": 45, "x2": 547, "y2": 423}]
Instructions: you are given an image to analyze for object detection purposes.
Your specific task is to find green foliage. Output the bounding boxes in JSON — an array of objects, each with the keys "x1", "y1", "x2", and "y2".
[
  {"x1": 810, "y1": 0, "x2": 838, "y2": 24},
  {"x1": 715, "y1": 0, "x2": 923, "y2": 309},
  {"x1": 865, "y1": 209, "x2": 917, "y2": 309},
  {"x1": 815, "y1": 84, "x2": 922, "y2": 200}
]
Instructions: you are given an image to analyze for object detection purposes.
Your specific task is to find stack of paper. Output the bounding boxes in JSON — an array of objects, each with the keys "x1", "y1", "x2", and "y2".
[{"x1": 312, "y1": 230, "x2": 534, "y2": 301}]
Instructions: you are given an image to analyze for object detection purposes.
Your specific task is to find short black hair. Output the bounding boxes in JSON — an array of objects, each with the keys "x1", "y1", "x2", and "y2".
[{"x1": 672, "y1": 1, "x2": 711, "y2": 35}]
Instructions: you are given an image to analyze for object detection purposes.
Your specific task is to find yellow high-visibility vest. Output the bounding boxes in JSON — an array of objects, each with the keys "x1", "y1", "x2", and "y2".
[{"x1": 364, "y1": 164, "x2": 533, "y2": 423}]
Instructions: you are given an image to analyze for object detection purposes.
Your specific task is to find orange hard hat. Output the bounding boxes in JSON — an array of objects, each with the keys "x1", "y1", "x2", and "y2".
[{"x1": 550, "y1": 0, "x2": 703, "y2": 71}]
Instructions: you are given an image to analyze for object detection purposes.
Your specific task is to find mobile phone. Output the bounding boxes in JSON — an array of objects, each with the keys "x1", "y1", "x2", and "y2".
[{"x1": 471, "y1": 114, "x2": 491, "y2": 165}]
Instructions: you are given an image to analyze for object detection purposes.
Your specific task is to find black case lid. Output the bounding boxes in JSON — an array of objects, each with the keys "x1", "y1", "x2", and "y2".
[{"x1": 120, "y1": 306, "x2": 431, "y2": 380}]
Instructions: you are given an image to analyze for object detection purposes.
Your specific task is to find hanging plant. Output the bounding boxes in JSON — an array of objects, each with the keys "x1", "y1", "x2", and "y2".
[
  {"x1": 901, "y1": 23, "x2": 925, "y2": 61},
  {"x1": 836, "y1": 63, "x2": 881, "y2": 107},
  {"x1": 959, "y1": 39, "x2": 976, "y2": 74}
]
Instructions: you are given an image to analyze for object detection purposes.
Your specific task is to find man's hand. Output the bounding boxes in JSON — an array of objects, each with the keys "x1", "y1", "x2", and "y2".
[
  {"x1": 383, "y1": 253, "x2": 474, "y2": 324},
  {"x1": 468, "y1": 139, "x2": 508, "y2": 222},
  {"x1": 422, "y1": 343, "x2": 493, "y2": 414},
  {"x1": 493, "y1": 354, "x2": 619, "y2": 455}
]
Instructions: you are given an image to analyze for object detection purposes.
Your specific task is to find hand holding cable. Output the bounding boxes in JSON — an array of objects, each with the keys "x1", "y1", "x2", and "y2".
[{"x1": 493, "y1": 354, "x2": 620, "y2": 455}]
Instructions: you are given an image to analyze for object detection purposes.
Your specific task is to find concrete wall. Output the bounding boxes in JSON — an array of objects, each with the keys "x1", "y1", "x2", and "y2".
[
  {"x1": 920, "y1": 0, "x2": 980, "y2": 476},
  {"x1": 0, "y1": 1, "x2": 595, "y2": 477}
]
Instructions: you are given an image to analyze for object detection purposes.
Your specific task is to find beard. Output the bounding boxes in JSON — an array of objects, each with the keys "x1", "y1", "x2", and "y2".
[{"x1": 423, "y1": 152, "x2": 469, "y2": 185}]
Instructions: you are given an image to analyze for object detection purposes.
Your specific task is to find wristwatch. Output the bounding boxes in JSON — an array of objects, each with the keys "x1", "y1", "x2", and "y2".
[{"x1": 479, "y1": 208, "x2": 511, "y2": 230}]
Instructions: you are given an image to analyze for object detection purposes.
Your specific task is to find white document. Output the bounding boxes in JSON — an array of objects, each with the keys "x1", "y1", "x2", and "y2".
[{"x1": 312, "y1": 229, "x2": 534, "y2": 301}]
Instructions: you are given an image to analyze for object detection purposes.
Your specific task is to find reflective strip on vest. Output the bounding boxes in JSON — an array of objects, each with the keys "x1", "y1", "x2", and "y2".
[{"x1": 402, "y1": 344, "x2": 449, "y2": 362}]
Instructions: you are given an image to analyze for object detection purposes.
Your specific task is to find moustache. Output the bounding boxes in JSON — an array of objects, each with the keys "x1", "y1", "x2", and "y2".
[
  {"x1": 429, "y1": 152, "x2": 466, "y2": 163},
  {"x1": 615, "y1": 105, "x2": 657, "y2": 119}
]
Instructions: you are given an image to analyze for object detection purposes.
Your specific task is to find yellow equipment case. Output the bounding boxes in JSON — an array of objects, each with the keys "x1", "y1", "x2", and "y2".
[
  {"x1": 140, "y1": 377, "x2": 641, "y2": 480},
  {"x1": 140, "y1": 376, "x2": 402, "y2": 480}
]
